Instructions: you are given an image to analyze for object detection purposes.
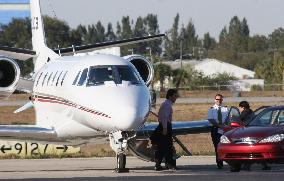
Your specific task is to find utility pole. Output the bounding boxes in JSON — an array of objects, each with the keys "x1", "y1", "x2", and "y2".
[
  {"x1": 146, "y1": 47, "x2": 153, "y2": 64},
  {"x1": 283, "y1": 69, "x2": 284, "y2": 91},
  {"x1": 180, "y1": 40, "x2": 183, "y2": 69}
]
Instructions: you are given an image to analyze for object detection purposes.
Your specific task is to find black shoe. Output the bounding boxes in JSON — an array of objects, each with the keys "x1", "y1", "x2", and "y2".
[
  {"x1": 154, "y1": 165, "x2": 163, "y2": 171},
  {"x1": 166, "y1": 165, "x2": 177, "y2": 171},
  {"x1": 262, "y1": 165, "x2": 271, "y2": 170},
  {"x1": 217, "y1": 162, "x2": 223, "y2": 169},
  {"x1": 242, "y1": 163, "x2": 251, "y2": 171}
]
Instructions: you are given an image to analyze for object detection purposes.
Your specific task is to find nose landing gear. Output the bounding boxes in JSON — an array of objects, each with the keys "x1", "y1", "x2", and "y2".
[
  {"x1": 109, "y1": 131, "x2": 131, "y2": 173},
  {"x1": 116, "y1": 153, "x2": 128, "y2": 173}
]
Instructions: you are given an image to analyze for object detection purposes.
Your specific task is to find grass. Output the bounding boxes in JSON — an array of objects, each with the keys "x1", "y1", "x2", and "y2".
[{"x1": 1, "y1": 91, "x2": 283, "y2": 159}]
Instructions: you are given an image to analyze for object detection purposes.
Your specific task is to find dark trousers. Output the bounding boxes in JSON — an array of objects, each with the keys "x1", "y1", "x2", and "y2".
[
  {"x1": 211, "y1": 127, "x2": 223, "y2": 166},
  {"x1": 154, "y1": 122, "x2": 174, "y2": 166}
]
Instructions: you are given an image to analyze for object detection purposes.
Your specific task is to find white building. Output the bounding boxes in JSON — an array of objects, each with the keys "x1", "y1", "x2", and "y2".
[
  {"x1": 193, "y1": 58, "x2": 255, "y2": 79},
  {"x1": 159, "y1": 58, "x2": 263, "y2": 91}
]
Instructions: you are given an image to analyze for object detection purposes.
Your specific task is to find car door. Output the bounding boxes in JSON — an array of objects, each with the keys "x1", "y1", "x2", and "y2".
[{"x1": 223, "y1": 106, "x2": 241, "y2": 132}]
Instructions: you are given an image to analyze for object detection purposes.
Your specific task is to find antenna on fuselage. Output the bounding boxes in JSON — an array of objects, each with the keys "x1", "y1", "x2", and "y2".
[{"x1": 57, "y1": 45, "x2": 61, "y2": 56}]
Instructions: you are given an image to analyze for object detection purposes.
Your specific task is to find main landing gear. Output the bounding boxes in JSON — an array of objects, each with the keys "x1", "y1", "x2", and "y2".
[{"x1": 109, "y1": 131, "x2": 132, "y2": 173}]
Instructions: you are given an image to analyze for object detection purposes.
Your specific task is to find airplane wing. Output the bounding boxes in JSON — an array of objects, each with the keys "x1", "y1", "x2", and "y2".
[
  {"x1": 128, "y1": 120, "x2": 211, "y2": 162},
  {"x1": 0, "y1": 34, "x2": 164, "y2": 58},
  {"x1": 53, "y1": 34, "x2": 165, "y2": 56},
  {"x1": 0, "y1": 125, "x2": 57, "y2": 141},
  {"x1": 137, "y1": 120, "x2": 211, "y2": 138},
  {"x1": 0, "y1": 46, "x2": 36, "y2": 61}
]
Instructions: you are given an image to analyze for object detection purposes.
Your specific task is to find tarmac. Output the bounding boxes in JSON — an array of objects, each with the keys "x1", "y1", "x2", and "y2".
[{"x1": 0, "y1": 156, "x2": 284, "y2": 180}]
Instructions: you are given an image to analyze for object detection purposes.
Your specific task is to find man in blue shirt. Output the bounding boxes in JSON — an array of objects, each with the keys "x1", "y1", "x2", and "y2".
[{"x1": 208, "y1": 94, "x2": 228, "y2": 169}]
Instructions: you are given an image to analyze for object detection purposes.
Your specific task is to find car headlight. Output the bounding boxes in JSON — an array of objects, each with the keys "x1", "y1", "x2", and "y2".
[
  {"x1": 220, "y1": 135, "x2": 231, "y2": 144},
  {"x1": 259, "y1": 134, "x2": 284, "y2": 143}
]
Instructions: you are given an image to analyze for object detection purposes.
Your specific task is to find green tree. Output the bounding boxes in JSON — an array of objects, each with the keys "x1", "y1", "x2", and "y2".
[
  {"x1": 268, "y1": 28, "x2": 284, "y2": 49},
  {"x1": 116, "y1": 21, "x2": 122, "y2": 39},
  {"x1": 43, "y1": 16, "x2": 71, "y2": 48},
  {"x1": 85, "y1": 24, "x2": 96, "y2": 44},
  {"x1": 248, "y1": 35, "x2": 268, "y2": 52},
  {"x1": 105, "y1": 23, "x2": 116, "y2": 41},
  {"x1": 120, "y1": 16, "x2": 133, "y2": 55},
  {"x1": 0, "y1": 18, "x2": 31, "y2": 48},
  {"x1": 95, "y1": 21, "x2": 106, "y2": 43},
  {"x1": 133, "y1": 16, "x2": 147, "y2": 54},
  {"x1": 164, "y1": 14, "x2": 180, "y2": 60},
  {"x1": 203, "y1": 32, "x2": 216, "y2": 50},
  {"x1": 144, "y1": 14, "x2": 162, "y2": 56},
  {"x1": 182, "y1": 20, "x2": 198, "y2": 57},
  {"x1": 74, "y1": 24, "x2": 87, "y2": 44}
]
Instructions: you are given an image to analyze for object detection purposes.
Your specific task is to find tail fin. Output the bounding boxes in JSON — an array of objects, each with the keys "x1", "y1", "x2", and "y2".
[{"x1": 30, "y1": 0, "x2": 59, "y2": 72}]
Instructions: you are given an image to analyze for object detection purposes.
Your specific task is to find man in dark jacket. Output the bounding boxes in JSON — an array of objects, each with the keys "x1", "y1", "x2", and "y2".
[
  {"x1": 239, "y1": 101, "x2": 270, "y2": 170},
  {"x1": 239, "y1": 101, "x2": 254, "y2": 125}
]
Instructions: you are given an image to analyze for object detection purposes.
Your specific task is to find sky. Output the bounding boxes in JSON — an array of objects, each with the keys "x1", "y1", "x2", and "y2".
[{"x1": 1, "y1": 0, "x2": 284, "y2": 39}]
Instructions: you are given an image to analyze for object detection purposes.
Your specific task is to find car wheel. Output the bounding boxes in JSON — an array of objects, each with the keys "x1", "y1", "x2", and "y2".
[{"x1": 229, "y1": 163, "x2": 241, "y2": 172}]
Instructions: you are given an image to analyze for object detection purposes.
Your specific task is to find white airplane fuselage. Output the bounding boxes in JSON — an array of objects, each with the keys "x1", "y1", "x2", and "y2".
[{"x1": 32, "y1": 54, "x2": 151, "y2": 139}]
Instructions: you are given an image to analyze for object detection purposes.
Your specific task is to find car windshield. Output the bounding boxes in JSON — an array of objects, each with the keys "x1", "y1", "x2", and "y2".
[
  {"x1": 248, "y1": 108, "x2": 284, "y2": 126},
  {"x1": 87, "y1": 65, "x2": 141, "y2": 86}
]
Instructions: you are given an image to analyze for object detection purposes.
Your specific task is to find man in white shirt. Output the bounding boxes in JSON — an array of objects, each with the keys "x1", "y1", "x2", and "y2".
[
  {"x1": 153, "y1": 89, "x2": 179, "y2": 171},
  {"x1": 208, "y1": 94, "x2": 228, "y2": 169}
]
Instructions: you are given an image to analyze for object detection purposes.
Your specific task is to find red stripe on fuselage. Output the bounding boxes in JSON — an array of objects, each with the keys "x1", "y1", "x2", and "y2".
[{"x1": 33, "y1": 97, "x2": 111, "y2": 118}]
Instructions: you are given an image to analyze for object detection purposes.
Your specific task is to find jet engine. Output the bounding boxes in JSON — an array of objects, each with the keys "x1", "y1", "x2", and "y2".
[
  {"x1": 123, "y1": 55, "x2": 154, "y2": 86},
  {"x1": 0, "y1": 56, "x2": 20, "y2": 99}
]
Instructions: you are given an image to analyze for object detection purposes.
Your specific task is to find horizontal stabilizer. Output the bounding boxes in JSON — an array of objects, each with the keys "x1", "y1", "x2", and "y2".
[
  {"x1": 53, "y1": 34, "x2": 165, "y2": 56},
  {"x1": 0, "y1": 46, "x2": 36, "y2": 61},
  {"x1": 14, "y1": 101, "x2": 34, "y2": 113},
  {"x1": 0, "y1": 125, "x2": 57, "y2": 141}
]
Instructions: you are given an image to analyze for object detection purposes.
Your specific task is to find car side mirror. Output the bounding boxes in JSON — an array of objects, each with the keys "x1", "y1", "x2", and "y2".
[{"x1": 230, "y1": 121, "x2": 241, "y2": 127}]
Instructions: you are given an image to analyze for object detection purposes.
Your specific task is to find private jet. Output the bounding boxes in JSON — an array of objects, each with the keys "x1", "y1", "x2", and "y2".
[{"x1": 0, "y1": 0, "x2": 213, "y2": 172}]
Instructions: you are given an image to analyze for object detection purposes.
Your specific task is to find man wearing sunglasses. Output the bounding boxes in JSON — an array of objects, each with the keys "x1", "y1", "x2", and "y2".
[{"x1": 208, "y1": 94, "x2": 228, "y2": 169}]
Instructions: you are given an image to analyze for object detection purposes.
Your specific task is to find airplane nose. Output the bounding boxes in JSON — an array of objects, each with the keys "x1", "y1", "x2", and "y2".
[
  {"x1": 110, "y1": 91, "x2": 150, "y2": 131},
  {"x1": 114, "y1": 106, "x2": 142, "y2": 130}
]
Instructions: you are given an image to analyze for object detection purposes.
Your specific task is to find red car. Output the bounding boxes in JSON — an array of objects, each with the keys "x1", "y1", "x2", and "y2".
[{"x1": 218, "y1": 106, "x2": 284, "y2": 172}]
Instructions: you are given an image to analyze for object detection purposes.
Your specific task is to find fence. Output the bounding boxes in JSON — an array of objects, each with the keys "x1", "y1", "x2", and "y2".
[{"x1": 160, "y1": 84, "x2": 284, "y2": 92}]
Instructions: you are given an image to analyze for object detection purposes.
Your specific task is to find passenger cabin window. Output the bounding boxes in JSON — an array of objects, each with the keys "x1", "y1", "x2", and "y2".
[
  {"x1": 72, "y1": 71, "x2": 81, "y2": 85},
  {"x1": 51, "y1": 71, "x2": 58, "y2": 86},
  {"x1": 61, "y1": 71, "x2": 68, "y2": 86},
  {"x1": 47, "y1": 72, "x2": 53, "y2": 86},
  {"x1": 77, "y1": 68, "x2": 88, "y2": 86},
  {"x1": 42, "y1": 72, "x2": 48, "y2": 86},
  {"x1": 36, "y1": 72, "x2": 43, "y2": 87},
  {"x1": 87, "y1": 65, "x2": 141, "y2": 86},
  {"x1": 56, "y1": 71, "x2": 63, "y2": 86}
]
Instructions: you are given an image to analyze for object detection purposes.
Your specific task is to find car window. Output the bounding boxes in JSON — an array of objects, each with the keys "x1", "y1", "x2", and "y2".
[
  {"x1": 224, "y1": 106, "x2": 240, "y2": 125},
  {"x1": 276, "y1": 110, "x2": 284, "y2": 125},
  {"x1": 254, "y1": 106, "x2": 271, "y2": 116},
  {"x1": 253, "y1": 110, "x2": 272, "y2": 126},
  {"x1": 248, "y1": 109, "x2": 284, "y2": 126}
]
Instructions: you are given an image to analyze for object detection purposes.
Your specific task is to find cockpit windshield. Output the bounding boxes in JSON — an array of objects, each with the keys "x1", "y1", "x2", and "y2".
[{"x1": 87, "y1": 65, "x2": 141, "y2": 86}]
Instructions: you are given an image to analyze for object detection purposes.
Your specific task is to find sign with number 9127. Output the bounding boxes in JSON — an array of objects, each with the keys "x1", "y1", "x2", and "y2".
[{"x1": 0, "y1": 140, "x2": 80, "y2": 156}]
